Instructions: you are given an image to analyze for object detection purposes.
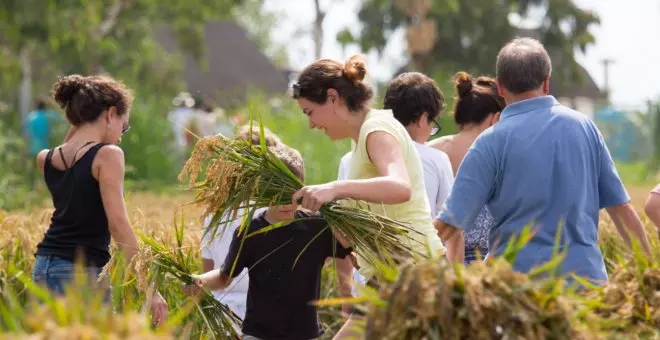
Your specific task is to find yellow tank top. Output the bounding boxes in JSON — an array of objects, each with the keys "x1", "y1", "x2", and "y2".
[{"x1": 344, "y1": 109, "x2": 445, "y2": 280}]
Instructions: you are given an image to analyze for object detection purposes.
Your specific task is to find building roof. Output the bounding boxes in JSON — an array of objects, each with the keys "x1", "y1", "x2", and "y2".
[{"x1": 155, "y1": 21, "x2": 289, "y2": 108}]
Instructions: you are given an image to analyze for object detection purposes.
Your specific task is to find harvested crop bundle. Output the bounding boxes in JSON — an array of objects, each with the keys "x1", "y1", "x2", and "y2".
[
  {"x1": 178, "y1": 121, "x2": 428, "y2": 271},
  {"x1": 138, "y1": 230, "x2": 242, "y2": 340},
  {"x1": 364, "y1": 258, "x2": 600, "y2": 340},
  {"x1": 591, "y1": 263, "x2": 660, "y2": 335}
]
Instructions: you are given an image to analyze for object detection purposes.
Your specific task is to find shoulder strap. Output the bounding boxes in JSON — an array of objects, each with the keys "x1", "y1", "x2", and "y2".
[
  {"x1": 57, "y1": 147, "x2": 69, "y2": 170},
  {"x1": 45, "y1": 148, "x2": 55, "y2": 167},
  {"x1": 70, "y1": 141, "x2": 97, "y2": 166}
]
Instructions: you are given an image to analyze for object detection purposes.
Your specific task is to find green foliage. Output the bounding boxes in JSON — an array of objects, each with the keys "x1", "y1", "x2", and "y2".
[
  {"x1": 0, "y1": 120, "x2": 44, "y2": 210},
  {"x1": 119, "y1": 98, "x2": 180, "y2": 188},
  {"x1": 342, "y1": 0, "x2": 599, "y2": 90}
]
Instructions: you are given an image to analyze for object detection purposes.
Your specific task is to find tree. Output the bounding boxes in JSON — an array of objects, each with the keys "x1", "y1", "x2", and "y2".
[
  {"x1": 233, "y1": 0, "x2": 289, "y2": 68},
  {"x1": 0, "y1": 0, "x2": 247, "y2": 117},
  {"x1": 340, "y1": 0, "x2": 599, "y2": 86}
]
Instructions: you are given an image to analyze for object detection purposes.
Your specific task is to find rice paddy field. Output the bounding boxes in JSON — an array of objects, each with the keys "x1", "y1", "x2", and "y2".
[{"x1": 1, "y1": 185, "x2": 660, "y2": 339}]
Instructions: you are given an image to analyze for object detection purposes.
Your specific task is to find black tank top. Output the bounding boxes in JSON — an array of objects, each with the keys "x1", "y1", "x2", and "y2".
[{"x1": 35, "y1": 142, "x2": 112, "y2": 267}]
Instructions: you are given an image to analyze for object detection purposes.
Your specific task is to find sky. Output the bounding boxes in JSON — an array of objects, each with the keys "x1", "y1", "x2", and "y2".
[{"x1": 263, "y1": 0, "x2": 660, "y2": 111}]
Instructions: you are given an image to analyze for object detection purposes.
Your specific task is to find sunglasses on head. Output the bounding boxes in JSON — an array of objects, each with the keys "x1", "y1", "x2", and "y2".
[{"x1": 292, "y1": 83, "x2": 302, "y2": 97}]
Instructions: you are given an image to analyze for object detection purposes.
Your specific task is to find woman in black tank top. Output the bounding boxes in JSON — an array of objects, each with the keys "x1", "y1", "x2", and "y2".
[{"x1": 32, "y1": 74, "x2": 168, "y2": 325}]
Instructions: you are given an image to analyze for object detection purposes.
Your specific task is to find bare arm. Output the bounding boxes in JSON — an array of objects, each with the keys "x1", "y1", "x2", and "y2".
[
  {"x1": 202, "y1": 259, "x2": 214, "y2": 273},
  {"x1": 36, "y1": 150, "x2": 49, "y2": 173},
  {"x1": 606, "y1": 202, "x2": 651, "y2": 254},
  {"x1": 644, "y1": 192, "x2": 660, "y2": 239},
  {"x1": 96, "y1": 146, "x2": 139, "y2": 262},
  {"x1": 338, "y1": 131, "x2": 411, "y2": 203},
  {"x1": 195, "y1": 269, "x2": 232, "y2": 291},
  {"x1": 433, "y1": 219, "x2": 465, "y2": 263},
  {"x1": 96, "y1": 145, "x2": 168, "y2": 323},
  {"x1": 335, "y1": 256, "x2": 354, "y2": 297},
  {"x1": 293, "y1": 132, "x2": 413, "y2": 211}
]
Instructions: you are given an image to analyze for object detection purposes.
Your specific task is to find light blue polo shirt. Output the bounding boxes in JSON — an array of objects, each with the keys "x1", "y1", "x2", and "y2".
[{"x1": 437, "y1": 95, "x2": 629, "y2": 283}]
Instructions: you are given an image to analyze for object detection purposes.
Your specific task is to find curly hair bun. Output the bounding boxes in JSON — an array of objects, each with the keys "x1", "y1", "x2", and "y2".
[
  {"x1": 454, "y1": 71, "x2": 473, "y2": 99},
  {"x1": 343, "y1": 55, "x2": 367, "y2": 86}
]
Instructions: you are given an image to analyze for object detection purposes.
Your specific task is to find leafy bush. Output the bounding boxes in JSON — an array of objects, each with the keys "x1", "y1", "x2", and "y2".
[
  {"x1": 0, "y1": 119, "x2": 45, "y2": 211},
  {"x1": 120, "y1": 97, "x2": 181, "y2": 189}
]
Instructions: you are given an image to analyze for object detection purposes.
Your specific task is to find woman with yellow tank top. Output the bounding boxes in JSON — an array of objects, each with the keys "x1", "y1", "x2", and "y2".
[{"x1": 291, "y1": 55, "x2": 446, "y2": 339}]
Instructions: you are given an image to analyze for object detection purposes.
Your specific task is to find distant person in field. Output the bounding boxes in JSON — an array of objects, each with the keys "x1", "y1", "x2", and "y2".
[
  {"x1": 188, "y1": 145, "x2": 352, "y2": 340},
  {"x1": 434, "y1": 37, "x2": 651, "y2": 285},
  {"x1": 33, "y1": 74, "x2": 168, "y2": 324},
  {"x1": 644, "y1": 184, "x2": 660, "y2": 239},
  {"x1": 200, "y1": 124, "x2": 282, "y2": 323},
  {"x1": 291, "y1": 55, "x2": 445, "y2": 339},
  {"x1": 336, "y1": 71, "x2": 455, "y2": 298},
  {"x1": 168, "y1": 92, "x2": 195, "y2": 152},
  {"x1": 428, "y1": 72, "x2": 506, "y2": 264},
  {"x1": 24, "y1": 98, "x2": 61, "y2": 157}
]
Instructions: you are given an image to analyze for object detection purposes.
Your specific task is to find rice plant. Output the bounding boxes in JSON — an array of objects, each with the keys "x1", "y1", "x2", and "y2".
[{"x1": 178, "y1": 116, "x2": 428, "y2": 274}]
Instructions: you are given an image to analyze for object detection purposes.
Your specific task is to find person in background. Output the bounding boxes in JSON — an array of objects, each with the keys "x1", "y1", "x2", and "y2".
[
  {"x1": 168, "y1": 92, "x2": 195, "y2": 152},
  {"x1": 428, "y1": 71, "x2": 506, "y2": 264},
  {"x1": 434, "y1": 38, "x2": 651, "y2": 285},
  {"x1": 336, "y1": 71, "x2": 455, "y2": 298},
  {"x1": 644, "y1": 184, "x2": 660, "y2": 239},
  {"x1": 200, "y1": 125, "x2": 282, "y2": 324},
  {"x1": 24, "y1": 98, "x2": 62, "y2": 185},
  {"x1": 33, "y1": 74, "x2": 168, "y2": 324}
]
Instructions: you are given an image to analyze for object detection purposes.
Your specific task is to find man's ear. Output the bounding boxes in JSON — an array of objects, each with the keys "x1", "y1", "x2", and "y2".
[{"x1": 542, "y1": 76, "x2": 550, "y2": 94}]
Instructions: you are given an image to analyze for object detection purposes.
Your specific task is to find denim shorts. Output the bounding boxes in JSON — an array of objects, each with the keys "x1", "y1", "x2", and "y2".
[{"x1": 32, "y1": 255, "x2": 111, "y2": 302}]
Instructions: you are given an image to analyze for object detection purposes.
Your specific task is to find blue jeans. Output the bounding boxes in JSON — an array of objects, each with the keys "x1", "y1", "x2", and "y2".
[{"x1": 32, "y1": 255, "x2": 111, "y2": 302}]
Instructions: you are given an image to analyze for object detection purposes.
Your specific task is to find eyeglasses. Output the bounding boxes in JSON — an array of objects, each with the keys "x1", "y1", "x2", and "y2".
[
  {"x1": 121, "y1": 124, "x2": 131, "y2": 135},
  {"x1": 430, "y1": 119, "x2": 442, "y2": 136}
]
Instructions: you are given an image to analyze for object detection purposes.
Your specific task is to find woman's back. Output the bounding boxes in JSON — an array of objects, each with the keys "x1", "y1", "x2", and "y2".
[
  {"x1": 429, "y1": 71, "x2": 506, "y2": 263},
  {"x1": 430, "y1": 132, "x2": 481, "y2": 176},
  {"x1": 36, "y1": 142, "x2": 111, "y2": 267}
]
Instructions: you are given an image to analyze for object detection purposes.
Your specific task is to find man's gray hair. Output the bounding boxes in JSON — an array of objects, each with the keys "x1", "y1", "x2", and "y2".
[{"x1": 496, "y1": 37, "x2": 552, "y2": 94}]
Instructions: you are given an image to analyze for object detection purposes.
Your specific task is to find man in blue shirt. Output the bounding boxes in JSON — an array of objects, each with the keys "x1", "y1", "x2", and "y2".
[{"x1": 434, "y1": 37, "x2": 650, "y2": 284}]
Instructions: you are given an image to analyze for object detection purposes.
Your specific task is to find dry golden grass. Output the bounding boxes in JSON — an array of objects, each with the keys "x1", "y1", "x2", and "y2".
[{"x1": 1, "y1": 185, "x2": 659, "y2": 339}]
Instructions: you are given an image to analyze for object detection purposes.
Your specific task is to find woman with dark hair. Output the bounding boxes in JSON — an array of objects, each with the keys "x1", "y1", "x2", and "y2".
[
  {"x1": 33, "y1": 74, "x2": 168, "y2": 324},
  {"x1": 428, "y1": 71, "x2": 506, "y2": 264},
  {"x1": 291, "y1": 56, "x2": 446, "y2": 339}
]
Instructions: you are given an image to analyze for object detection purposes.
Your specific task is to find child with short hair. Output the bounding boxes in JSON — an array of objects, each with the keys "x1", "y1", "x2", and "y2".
[
  {"x1": 190, "y1": 145, "x2": 352, "y2": 340},
  {"x1": 200, "y1": 126, "x2": 283, "y2": 321}
]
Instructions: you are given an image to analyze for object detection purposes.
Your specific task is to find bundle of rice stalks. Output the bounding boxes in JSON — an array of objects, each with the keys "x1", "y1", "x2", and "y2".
[
  {"x1": 589, "y1": 249, "x2": 660, "y2": 336},
  {"x1": 363, "y1": 256, "x2": 602, "y2": 340},
  {"x1": 178, "y1": 119, "x2": 426, "y2": 271},
  {"x1": 137, "y1": 222, "x2": 242, "y2": 340}
]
